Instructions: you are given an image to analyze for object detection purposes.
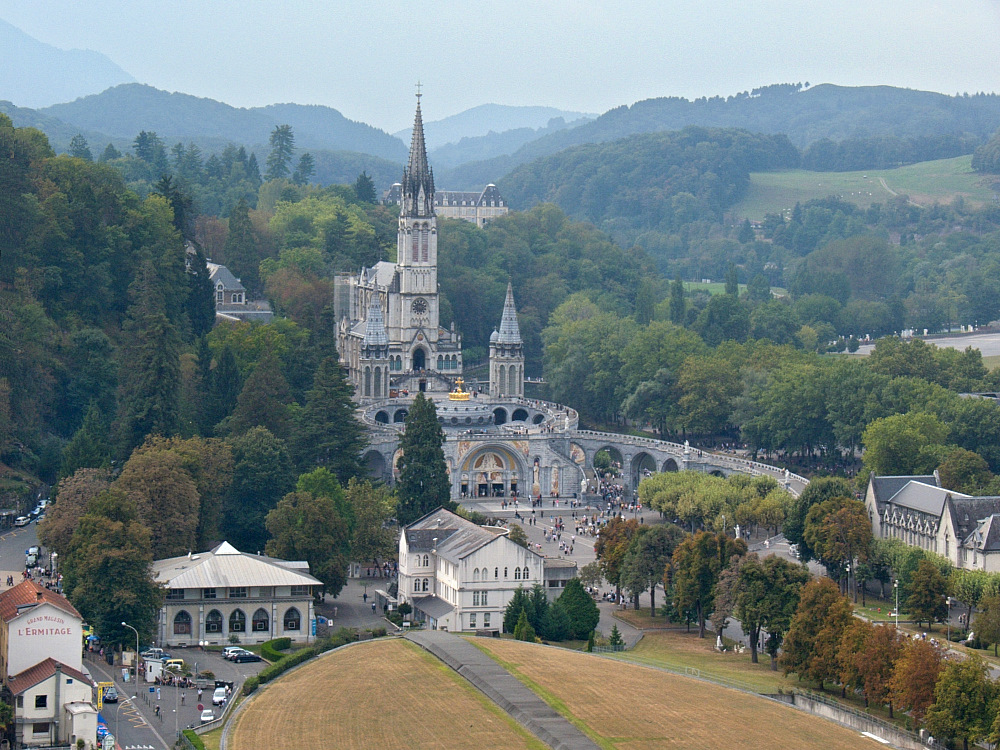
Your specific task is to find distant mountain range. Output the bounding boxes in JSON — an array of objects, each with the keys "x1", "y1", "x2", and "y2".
[
  {"x1": 393, "y1": 103, "x2": 596, "y2": 150},
  {"x1": 0, "y1": 18, "x2": 135, "y2": 107}
]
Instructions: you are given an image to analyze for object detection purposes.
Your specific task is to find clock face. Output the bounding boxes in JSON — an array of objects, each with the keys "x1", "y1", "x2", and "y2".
[{"x1": 411, "y1": 298, "x2": 428, "y2": 315}]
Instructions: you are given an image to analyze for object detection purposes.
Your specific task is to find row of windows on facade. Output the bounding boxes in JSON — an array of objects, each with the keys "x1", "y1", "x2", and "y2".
[
  {"x1": 172, "y1": 607, "x2": 301, "y2": 634},
  {"x1": 468, "y1": 612, "x2": 491, "y2": 628},
  {"x1": 440, "y1": 200, "x2": 504, "y2": 208},
  {"x1": 411, "y1": 558, "x2": 532, "y2": 581},
  {"x1": 217, "y1": 290, "x2": 244, "y2": 304},
  {"x1": 165, "y1": 586, "x2": 310, "y2": 600},
  {"x1": 408, "y1": 577, "x2": 491, "y2": 607}
]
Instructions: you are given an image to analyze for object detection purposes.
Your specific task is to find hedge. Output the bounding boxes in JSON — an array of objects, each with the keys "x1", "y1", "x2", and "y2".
[
  {"x1": 260, "y1": 637, "x2": 292, "y2": 662},
  {"x1": 247, "y1": 628, "x2": 360, "y2": 693},
  {"x1": 183, "y1": 730, "x2": 205, "y2": 750}
]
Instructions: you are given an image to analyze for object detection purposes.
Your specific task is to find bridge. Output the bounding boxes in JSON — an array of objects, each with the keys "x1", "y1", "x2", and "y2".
[{"x1": 359, "y1": 395, "x2": 807, "y2": 500}]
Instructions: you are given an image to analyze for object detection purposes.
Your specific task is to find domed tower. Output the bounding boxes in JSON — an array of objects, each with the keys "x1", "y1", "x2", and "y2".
[
  {"x1": 359, "y1": 296, "x2": 390, "y2": 399},
  {"x1": 489, "y1": 283, "x2": 524, "y2": 398}
]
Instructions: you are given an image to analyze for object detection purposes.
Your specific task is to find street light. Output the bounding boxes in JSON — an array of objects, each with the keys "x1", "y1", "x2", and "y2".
[
  {"x1": 164, "y1": 665, "x2": 180, "y2": 739},
  {"x1": 893, "y1": 580, "x2": 899, "y2": 628},
  {"x1": 121, "y1": 622, "x2": 139, "y2": 700}
]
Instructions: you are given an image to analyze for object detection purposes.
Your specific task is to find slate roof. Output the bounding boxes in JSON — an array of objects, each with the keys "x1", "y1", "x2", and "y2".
[
  {"x1": 948, "y1": 496, "x2": 1000, "y2": 543},
  {"x1": 403, "y1": 508, "x2": 508, "y2": 563},
  {"x1": 870, "y1": 474, "x2": 938, "y2": 508},
  {"x1": 963, "y1": 513, "x2": 1000, "y2": 552},
  {"x1": 8, "y1": 659, "x2": 91, "y2": 695},
  {"x1": 411, "y1": 595, "x2": 453, "y2": 620},
  {"x1": 886, "y1": 481, "x2": 966, "y2": 517},
  {"x1": 363, "y1": 297, "x2": 389, "y2": 348},
  {"x1": 496, "y1": 282, "x2": 522, "y2": 345},
  {"x1": 0, "y1": 580, "x2": 81, "y2": 623},
  {"x1": 152, "y1": 541, "x2": 320, "y2": 590},
  {"x1": 206, "y1": 262, "x2": 244, "y2": 292}
]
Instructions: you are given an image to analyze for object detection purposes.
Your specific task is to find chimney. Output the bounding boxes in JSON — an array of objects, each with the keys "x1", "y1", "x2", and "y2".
[{"x1": 36, "y1": 590, "x2": 43, "y2": 602}]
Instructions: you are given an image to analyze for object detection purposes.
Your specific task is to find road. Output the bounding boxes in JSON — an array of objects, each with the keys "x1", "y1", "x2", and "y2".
[
  {"x1": 857, "y1": 329, "x2": 1000, "y2": 358},
  {"x1": 0, "y1": 521, "x2": 43, "y2": 584}
]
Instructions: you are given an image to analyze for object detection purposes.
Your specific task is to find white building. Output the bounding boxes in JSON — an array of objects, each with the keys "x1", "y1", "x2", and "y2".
[
  {"x1": 0, "y1": 581, "x2": 96, "y2": 748},
  {"x1": 152, "y1": 542, "x2": 321, "y2": 647},
  {"x1": 398, "y1": 508, "x2": 574, "y2": 631},
  {"x1": 865, "y1": 473, "x2": 1000, "y2": 570}
]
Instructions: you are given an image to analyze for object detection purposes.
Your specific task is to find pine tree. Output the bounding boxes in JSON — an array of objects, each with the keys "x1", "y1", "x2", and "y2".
[
  {"x1": 224, "y1": 198, "x2": 258, "y2": 291},
  {"x1": 69, "y1": 134, "x2": 92, "y2": 161},
  {"x1": 223, "y1": 426, "x2": 294, "y2": 553},
  {"x1": 737, "y1": 218, "x2": 754, "y2": 243},
  {"x1": 292, "y1": 356, "x2": 366, "y2": 483},
  {"x1": 725, "y1": 263, "x2": 739, "y2": 296},
  {"x1": 608, "y1": 624, "x2": 624, "y2": 647},
  {"x1": 292, "y1": 153, "x2": 315, "y2": 185},
  {"x1": 396, "y1": 393, "x2": 454, "y2": 524},
  {"x1": 354, "y1": 171, "x2": 377, "y2": 203},
  {"x1": 98, "y1": 143, "x2": 121, "y2": 162},
  {"x1": 669, "y1": 275, "x2": 685, "y2": 324},
  {"x1": 61, "y1": 402, "x2": 110, "y2": 477},
  {"x1": 114, "y1": 265, "x2": 181, "y2": 458},
  {"x1": 265, "y1": 124, "x2": 295, "y2": 181},
  {"x1": 208, "y1": 345, "x2": 242, "y2": 432},
  {"x1": 227, "y1": 352, "x2": 292, "y2": 440},
  {"x1": 514, "y1": 609, "x2": 535, "y2": 642},
  {"x1": 186, "y1": 246, "x2": 216, "y2": 338},
  {"x1": 557, "y1": 578, "x2": 601, "y2": 639},
  {"x1": 504, "y1": 587, "x2": 530, "y2": 634}
]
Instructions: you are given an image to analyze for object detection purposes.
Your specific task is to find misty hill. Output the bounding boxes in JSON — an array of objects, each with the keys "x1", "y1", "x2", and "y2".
[
  {"x1": 394, "y1": 103, "x2": 595, "y2": 149},
  {"x1": 429, "y1": 115, "x2": 592, "y2": 171},
  {"x1": 40, "y1": 84, "x2": 408, "y2": 162},
  {"x1": 451, "y1": 84, "x2": 1000, "y2": 187},
  {"x1": 0, "y1": 18, "x2": 135, "y2": 108}
]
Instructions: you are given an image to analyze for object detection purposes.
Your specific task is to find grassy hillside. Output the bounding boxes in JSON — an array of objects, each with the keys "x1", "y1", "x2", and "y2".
[{"x1": 734, "y1": 155, "x2": 1000, "y2": 220}]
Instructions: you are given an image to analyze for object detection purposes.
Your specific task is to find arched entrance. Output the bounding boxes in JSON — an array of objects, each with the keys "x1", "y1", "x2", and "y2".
[
  {"x1": 393, "y1": 408, "x2": 408, "y2": 423},
  {"x1": 375, "y1": 411, "x2": 389, "y2": 424},
  {"x1": 593, "y1": 446, "x2": 624, "y2": 477},
  {"x1": 413, "y1": 348, "x2": 426, "y2": 371},
  {"x1": 460, "y1": 446, "x2": 524, "y2": 498},
  {"x1": 512, "y1": 408, "x2": 529, "y2": 422},
  {"x1": 364, "y1": 450, "x2": 387, "y2": 480},
  {"x1": 662, "y1": 457, "x2": 679, "y2": 472},
  {"x1": 632, "y1": 452, "x2": 657, "y2": 486},
  {"x1": 493, "y1": 407, "x2": 508, "y2": 425}
]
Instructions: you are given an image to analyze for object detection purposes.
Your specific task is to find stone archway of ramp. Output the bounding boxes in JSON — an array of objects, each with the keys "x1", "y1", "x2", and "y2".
[{"x1": 405, "y1": 630, "x2": 599, "y2": 750}]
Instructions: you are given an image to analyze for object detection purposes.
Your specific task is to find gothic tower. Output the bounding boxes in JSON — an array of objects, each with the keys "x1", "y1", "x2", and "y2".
[
  {"x1": 359, "y1": 296, "x2": 390, "y2": 399},
  {"x1": 489, "y1": 282, "x2": 525, "y2": 398}
]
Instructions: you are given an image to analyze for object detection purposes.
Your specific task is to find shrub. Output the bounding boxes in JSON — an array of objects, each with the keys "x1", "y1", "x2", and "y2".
[
  {"x1": 183, "y1": 730, "x2": 205, "y2": 750},
  {"x1": 243, "y1": 676, "x2": 259, "y2": 695},
  {"x1": 261, "y1": 637, "x2": 292, "y2": 662}
]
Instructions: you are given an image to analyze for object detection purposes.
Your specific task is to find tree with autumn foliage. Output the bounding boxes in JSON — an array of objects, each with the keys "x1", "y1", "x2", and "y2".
[
  {"x1": 890, "y1": 637, "x2": 944, "y2": 727},
  {"x1": 780, "y1": 577, "x2": 854, "y2": 689},
  {"x1": 671, "y1": 530, "x2": 747, "y2": 638},
  {"x1": 840, "y1": 621, "x2": 904, "y2": 715},
  {"x1": 802, "y1": 496, "x2": 872, "y2": 596},
  {"x1": 595, "y1": 516, "x2": 641, "y2": 598},
  {"x1": 906, "y1": 558, "x2": 949, "y2": 629}
]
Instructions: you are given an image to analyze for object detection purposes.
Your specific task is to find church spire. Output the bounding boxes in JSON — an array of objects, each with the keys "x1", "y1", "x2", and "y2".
[
  {"x1": 362, "y1": 296, "x2": 389, "y2": 353},
  {"x1": 496, "y1": 282, "x2": 522, "y2": 344},
  {"x1": 401, "y1": 89, "x2": 434, "y2": 217}
]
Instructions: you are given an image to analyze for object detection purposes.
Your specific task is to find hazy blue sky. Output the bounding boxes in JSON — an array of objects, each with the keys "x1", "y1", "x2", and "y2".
[{"x1": 4, "y1": 0, "x2": 1000, "y2": 131}]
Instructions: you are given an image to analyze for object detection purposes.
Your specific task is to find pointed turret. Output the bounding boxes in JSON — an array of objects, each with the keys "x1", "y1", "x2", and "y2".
[
  {"x1": 362, "y1": 297, "x2": 389, "y2": 353},
  {"x1": 496, "y1": 282, "x2": 522, "y2": 344},
  {"x1": 401, "y1": 93, "x2": 435, "y2": 217}
]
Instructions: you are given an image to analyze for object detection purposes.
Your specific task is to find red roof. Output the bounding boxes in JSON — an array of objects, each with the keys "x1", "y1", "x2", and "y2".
[
  {"x1": 0, "y1": 580, "x2": 81, "y2": 623},
  {"x1": 7, "y1": 658, "x2": 91, "y2": 695}
]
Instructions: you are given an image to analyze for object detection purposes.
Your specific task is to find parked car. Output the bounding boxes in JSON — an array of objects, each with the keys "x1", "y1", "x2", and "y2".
[
  {"x1": 163, "y1": 658, "x2": 185, "y2": 672},
  {"x1": 222, "y1": 647, "x2": 246, "y2": 660},
  {"x1": 103, "y1": 686, "x2": 119, "y2": 703},
  {"x1": 25, "y1": 553, "x2": 37, "y2": 568},
  {"x1": 212, "y1": 687, "x2": 227, "y2": 706},
  {"x1": 141, "y1": 648, "x2": 165, "y2": 660},
  {"x1": 200, "y1": 709, "x2": 214, "y2": 724},
  {"x1": 14, "y1": 517, "x2": 29, "y2": 527},
  {"x1": 232, "y1": 652, "x2": 262, "y2": 663},
  {"x1": 225, "y1": 647, "x2": 252, "y2": 661}
]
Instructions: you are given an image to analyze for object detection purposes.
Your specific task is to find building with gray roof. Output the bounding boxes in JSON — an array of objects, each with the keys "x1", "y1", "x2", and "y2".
[{"x1": 152, "y1": 542, "x2": 320, "y2": 646}]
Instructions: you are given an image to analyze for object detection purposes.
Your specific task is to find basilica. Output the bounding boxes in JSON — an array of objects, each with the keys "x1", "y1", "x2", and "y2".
[{"x1": 335, "y1": 96, "x2": 523, "y2": 399}]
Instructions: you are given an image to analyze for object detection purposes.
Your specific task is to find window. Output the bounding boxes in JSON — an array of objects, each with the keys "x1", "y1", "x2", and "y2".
[
  {"x1": 229, "y1": 609, "x2": 246, "y2": 633},
  {"x1": 284, "y1": 607, "x2": 301, "y2": 631},
  {"x1": 514, "y1": 568, "x2": 520, "y2": 580},
  {"x1": 233, "y1": 293, "x2": 244, "y2": 304},
  {"x1": 422, "y1": 578, "x2": 429, "y2": 592},
  {"x1": 522, "y1": 567, "x2": 529, "y2": 580},
  {"x1": 216, "y1": 290, "x2": 224, "y2": 303},
  {"x1": 206, "y1": 610, "x2": 223, "y2": 633},
  {"x1": 473, "y1": 591, "x2": 479, "y2": 606},
  {"x1": 411, "y1": 232, "x2": 418, "y2": 262},
  {"x1": 472, "y1": 568, "x2": 478, "y2": 582},
  {"x1": 483, "y1": 613, "x2": 491, "y2": 627},
  {"x1": 173, "y1": 610, "x2": 192, "y2": 635},
  {"x1": 203, "y1": 588, "x2": 217, "y2": 599},
  {"x1": 504, "y1": 567, "x2": 508, "y2": 578},
  {"x1": 469, "y1": 613, "x2": 476, "y2": 628},
  {"x1": 31, "y1": 723, "x2": 49, "y2": 736},
  {"x1": 494, "y1": 567, "x2": 498, "y2": 579},
  {"x1": 35, "y1": 695, "x2": 47, "y2": 709},
  {"x1": 252, "y1": 608, "x2": 270, "y2": 632},
  {"x1": 413, "y1": 579, "x2": 420, "y2": 592},
  {"x1": 481, "y1": 591, "x2": 488, "y2": 606},
  {"x1": 15, "y1": 697, "x2": 22, "y2": 709},
  {"x1": 229, "y1": 587, "x2": 247, "y2": 598},
  {"x1": 291, "y1": 585, "x2": 309, "y2": 597},
  {"x1": 423, "y1": 555, "x2": 429, "y2": 567},
  {"x1": 166, "y1": 588, "x2": 184, "y2": 600}
]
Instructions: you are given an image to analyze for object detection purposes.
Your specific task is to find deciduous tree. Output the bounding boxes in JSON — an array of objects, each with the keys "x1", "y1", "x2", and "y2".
[
  {"x1": 345, "y1": 478, "x2": 396, "y2": 563},
  {"x1": 925, "y1": 656, "x2": 995, "y2": 750},
  {"x1": 906, "y1": 558, "x2": 949, "y2": 629},
  {"x1": 619, "y1": 523, "x2": 684, "y2": 615},
  {"x1": 223, "y1": 426, "x2": 294, "y2": 553},
  {"x1": 595, "y1": 516, "x2": 640, "y2": 597},
  {"x1": 890, "y1": 637, "x2": 944, "y2": 726},
  {"x1": 780, "y1": 577, "x2": 853, "y2": 689},
  {"x1": 671, "y1": 531, "x2": 746, "y2": 638},
  {"x1": 39, "y1": 469, "x2": 112, "y2": 555}
]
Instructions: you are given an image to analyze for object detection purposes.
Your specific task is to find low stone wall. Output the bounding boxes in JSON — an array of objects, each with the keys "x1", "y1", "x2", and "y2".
[{"x1": 763, "y1": 692, "x2": 925, "y2": 750}]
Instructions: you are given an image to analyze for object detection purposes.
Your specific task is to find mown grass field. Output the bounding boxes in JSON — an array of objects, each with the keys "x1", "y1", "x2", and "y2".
[
  {"x1": 475, "y1": 637, "x2": 884, "y2": 750},
  {"x1": 734, "y1": 155, "x2": 999, "y2": 220},
  {"x1": 228, "y1": 639, "x2": 544, "y2": 750}
]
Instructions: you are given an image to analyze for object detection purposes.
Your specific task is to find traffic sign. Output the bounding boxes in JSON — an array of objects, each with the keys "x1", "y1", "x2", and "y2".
[{"x1": 197, "y1": 703, "x2": 204, "y2": 712}]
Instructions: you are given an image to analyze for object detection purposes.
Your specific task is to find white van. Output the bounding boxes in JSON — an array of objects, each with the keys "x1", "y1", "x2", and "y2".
[{"x1": 14, "y1": 517, "x2": 29, "y2": 527}]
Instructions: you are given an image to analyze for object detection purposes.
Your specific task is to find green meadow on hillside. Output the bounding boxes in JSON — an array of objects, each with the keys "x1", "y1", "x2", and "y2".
[{"x1": 735, "y1": 156, "x2": 999, "y2": 220}]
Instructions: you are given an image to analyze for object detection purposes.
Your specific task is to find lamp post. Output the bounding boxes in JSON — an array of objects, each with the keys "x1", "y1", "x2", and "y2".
[
  {"x1": 165, "y1": 665, "x2": 180, "y2": 738},
  {"x1": 893, "y1": 580, "x2": 899, "y2": 628},
  {"x1": 121, "y1": 622, "x2": 139, "y2": 700}
]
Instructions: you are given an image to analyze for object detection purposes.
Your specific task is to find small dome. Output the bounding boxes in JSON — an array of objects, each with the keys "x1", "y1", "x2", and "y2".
[{"x1": 489, "y1": 329, "x2": 499, "y2": 342}]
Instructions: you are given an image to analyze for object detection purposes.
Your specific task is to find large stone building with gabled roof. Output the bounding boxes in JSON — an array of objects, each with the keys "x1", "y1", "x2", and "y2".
[{"x1": 151, "y1": 541, "x2": 321, "y2": 646}]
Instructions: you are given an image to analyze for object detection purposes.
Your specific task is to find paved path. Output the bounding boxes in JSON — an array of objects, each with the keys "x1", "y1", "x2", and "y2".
[{"x1": 405, "y1": 630, "x2": 599, "y2": 750}]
